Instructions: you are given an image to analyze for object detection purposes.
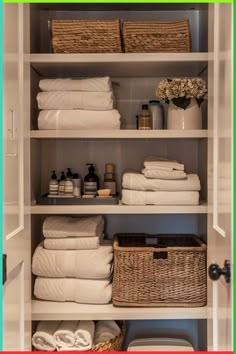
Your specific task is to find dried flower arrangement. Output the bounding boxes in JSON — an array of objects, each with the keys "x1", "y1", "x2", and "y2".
[{"x1": 157, "y1": 77, "x2": 207, "y2": 110}]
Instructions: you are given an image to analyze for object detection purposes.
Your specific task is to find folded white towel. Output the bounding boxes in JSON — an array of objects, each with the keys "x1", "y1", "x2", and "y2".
[
  {"x1": 144, "y1": 157, "x2": 184, "y2": 171},
  {"x1": 34, "y1": 277, "x2": 112, "y2": 304},
  {"x1": 38, "y1": 109, "x2": 121, "y2": 130},
  {"x1": 122, "y1": 189, "x2": 199, "y2": 205},
  {"x1": 75, "y1": 321, "x2": 95, "y2": 350},
  {"x1": 37, "y1": 91, "x2": 114, "y2": 111},
  {"x1": 39, "y1": 77, "x2": 112, "y2": 92},
  {"x1": 123, "y1": 173, "x2": 200, "y2": 191},
  {"x1": 43, "y1": 215, "x2": 104, "y2": 238},
  {"x1": 53, "y1": 321, "x2": 78, "y2": 349},
  {"x1": 94, "y1": 321, "x2": 121, "y2": 345},
  {"x1": 32, "y1": 321, "x2": 60, "y2": 351},
  {"x1": 44, "y1": 236, "x2": 100, "y2": 250},
  {"x1": 32, "y1": 243, "x2": 113, "y2": 279},
  {"x1": 142, "y1": 168, "x2": 187, "y2": 180}
]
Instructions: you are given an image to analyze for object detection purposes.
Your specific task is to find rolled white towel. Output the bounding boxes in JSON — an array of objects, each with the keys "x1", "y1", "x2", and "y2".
[
  {"x1": 37, "y1": 91, "x2": 114, "y2": 111},
  {"x1": 32, "y1": 321, "x2": 60, "y2": 351},
  {"x1": 43, "y1": 215, "x2": 104, "y2": 238},
  {"x1": 53, "y1": 321, "x2": 78, "y2": 349},
  {"x1": 75, "y1": 321, "x2": 95, "y2": 350},
  {"x1": 39, "y1": 77, "x2": 112, "y2": 92},
  {"x1": 93, "y1": 320, "x2": 121, "y2": 345}
]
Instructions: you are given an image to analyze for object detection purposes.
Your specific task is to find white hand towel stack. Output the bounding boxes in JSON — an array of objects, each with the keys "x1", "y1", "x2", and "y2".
[
  {"x1": 122, "y1": 157, "x2": 201, "y2": 206},
  {"x1": 32, "y1": 320, "x2": 121, "y2": 351},
  {"x1": 37, "y1": 77, "x2": 121, "y2": 130},
  {"x1": 33, "y1": 215, "x2": 113, "y2": 304}
]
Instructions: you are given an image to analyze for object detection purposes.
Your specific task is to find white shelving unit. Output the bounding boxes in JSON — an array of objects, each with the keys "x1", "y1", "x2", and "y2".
[
  {"x1": 32, "y1": 300, "x2": 207, "y2": 321},
  {"x1": 30, "y1": 129, "x2": 208, "y2": 139},
  {"x1": 31, "y1": 203, "x2": 207, "y2": 215},
  {"x1": 30, "y1": 53, "x2": 208, "y2": 77}
]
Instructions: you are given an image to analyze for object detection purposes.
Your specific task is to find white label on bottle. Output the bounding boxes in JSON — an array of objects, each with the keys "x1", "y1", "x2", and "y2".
[{"x1": 84, "y1": 182, "x2": 97, "y2": 195}]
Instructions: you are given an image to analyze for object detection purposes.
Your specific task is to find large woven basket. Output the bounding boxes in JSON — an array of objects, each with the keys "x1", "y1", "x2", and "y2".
[
  {"x1": 112, "y1": 234, "x2": 207, "y2": 307},
  {"x1": 51, "y1": 19, "x2": 122, "y2": 53},
  {"x1": 91, "y1": 321, "x2": 125, "y2": 351},
  {"x1": 123, "y1": 19, "x2": 191, "y2": 53}
]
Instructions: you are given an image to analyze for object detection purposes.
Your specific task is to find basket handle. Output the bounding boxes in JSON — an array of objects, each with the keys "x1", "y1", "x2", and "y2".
[{"x1": 153, "y1": 251, "x2": 168, "y2": 260}]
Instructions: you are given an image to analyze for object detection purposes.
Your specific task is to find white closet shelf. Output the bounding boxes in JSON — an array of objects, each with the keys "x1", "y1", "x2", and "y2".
[
  {"x1": 30, "y1": 53, "x2": 208, "y2": 77},
  {"x1": 31, "y1": 203, "x2": 207, "y2": 215},
  {"x1": 32, "y1": 300, "x2": 207, "y2": 321},
  {"x1": 30, "y1": 130, "x2": 208, "y2": 139}
]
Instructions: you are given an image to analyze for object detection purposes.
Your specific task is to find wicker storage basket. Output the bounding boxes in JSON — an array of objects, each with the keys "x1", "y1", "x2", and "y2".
[
  {"x1": 51, "y1": 19, "x2": 122, "y2": 53},
  {"x1": 91, "y1": 321, "x2": 125, "y2": 351},
  {"x1": 123, "y1": 19, "x2": 191, "y2": 53},
  {"x1": 112, "y1": 234, "x2": 207, "y2": 307}
]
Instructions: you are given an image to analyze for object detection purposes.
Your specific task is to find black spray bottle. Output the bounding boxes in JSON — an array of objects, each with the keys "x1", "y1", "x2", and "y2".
[{"x1": 84, "y1": 163, "x2": 99, "y2": 196}]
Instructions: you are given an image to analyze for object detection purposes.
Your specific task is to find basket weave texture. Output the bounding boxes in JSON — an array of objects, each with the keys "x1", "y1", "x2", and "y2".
[
  {"x1": 51, "y1": 19, "x2": 122, "y2": 53},
  {"x1": 91, "y1": 322, "x2": 125, "y2": 351},
  {"x1": 123, "y1": 19, "x2": 191, "y2": 53},
  {"x1": 112, "y1": 234, "x2": 207, "y2": 307}
]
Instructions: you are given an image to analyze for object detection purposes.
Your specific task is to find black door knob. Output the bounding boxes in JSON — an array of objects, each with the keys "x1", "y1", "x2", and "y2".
[{"x1": 208, "y1": 260, "x2": 231, "y2": 283}]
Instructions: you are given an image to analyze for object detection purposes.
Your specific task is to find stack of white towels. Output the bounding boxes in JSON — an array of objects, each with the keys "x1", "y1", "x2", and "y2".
[
  {"x1": 122, "y1": 157, "x2": 201, "y2": 205},
  {"x1": 32, "y1": 320, "x2": 121, "y2": 351},
  {"x1": 37, "y1": 76, "x2": 121, "y2": 130},
  {"x1": 32, "y1": 215, "x2": 113, "y2": 304}
]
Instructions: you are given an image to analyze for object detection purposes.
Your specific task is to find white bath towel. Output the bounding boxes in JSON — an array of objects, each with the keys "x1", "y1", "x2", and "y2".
[
  {"x1": 123, "y1": 173, "x2": 200, "y2": 191},
  {"x1": 32, "y1": 243, "x2": 113, "y2": 279},
  {"x1": 34, "y1": 277, "x2": 112, "y2": 304},
  {"x1": 43, "y1": 215, "x2": 104, "y2": 238},
  {"x1": 53, "y1": 321, "x2": 78, "y2": 349},
  {"x1": 144, "y1": 157, "x2": 184, "y2": 171},
  {"x1": 39, "y1": 77, "x2": 112, "y2": 92},
  {"x1": 93, "y1": 321, "x2": 121, "y2": 345},
  {"x1": 142, "y1": 168, "x2": 187, "y2": 180},
  {"x1": 122, "y1": 189, "x2": 199, "y2": 205},
  {"x1": 38, "y1": 109, "x2": 121, "y2": 130},
  {"x1": 44, "y1": 236, "x2": 100, "y2": 250},
  {"x1": 74, "y1": 321, "x2": 95, "y2": 350},
  {"x1": 32, "y1": 321, "x2": 60, "y2": 351},
  {"x1": 37, "y1": 91, "x2": 114, "y2": 111}
]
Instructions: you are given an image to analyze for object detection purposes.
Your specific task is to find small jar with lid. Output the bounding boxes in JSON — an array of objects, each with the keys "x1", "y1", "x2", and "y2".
[
  {"x1": 138, "y1": 104, "x2": 153, "y2": 130},
  {"x1": 149, "y1": 100, "x2": 164, "y2": 129}
]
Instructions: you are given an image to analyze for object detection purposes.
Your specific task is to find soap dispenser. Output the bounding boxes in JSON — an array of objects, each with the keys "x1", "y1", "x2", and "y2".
[
  {"x1": 64, "y1": 168, "x2": 73, "y2": 195},
  {"x1": 58, "y1": 171, "x2": 66, "y2": 195},
  {"x1": 84, "y1": 163, "x2": 99, "y2": 196},
  {"x1": 49, "y1": 170, "x2": 59, "y2": 195}
]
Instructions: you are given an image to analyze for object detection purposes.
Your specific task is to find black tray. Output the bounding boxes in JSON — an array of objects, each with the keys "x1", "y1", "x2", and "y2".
[{"x1": 37, "y1": 193, "x2": 120, "y2": 205}]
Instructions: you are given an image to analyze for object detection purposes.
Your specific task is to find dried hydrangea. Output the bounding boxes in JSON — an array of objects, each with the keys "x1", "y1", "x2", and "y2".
[{"x1": 157, "y1": 78, "x2": 207, "y2": 101}]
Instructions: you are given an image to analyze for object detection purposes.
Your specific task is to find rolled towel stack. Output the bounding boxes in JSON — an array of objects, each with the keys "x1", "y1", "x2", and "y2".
[
  {"x1": 32, "y1": 320, "x2": 121, "y2": 351},
  {"x1": 33, "y1": 215, "x2": 113, "y2": 304},
  {"x1": 37, "y1": 77, "x2": 121, "y2": 130},
  {"x1": 122, "y1": 157, "x2": 201, "y2": 206}
]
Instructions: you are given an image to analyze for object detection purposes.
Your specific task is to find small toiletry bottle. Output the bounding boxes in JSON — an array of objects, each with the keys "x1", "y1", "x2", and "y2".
[
  {"x1": 138, "y1": 104, "x2": 153, "y2": 130},
  {"x1": 103, "y1": 163, "x2": 116, "y2": 196},
  {"x1": 49, "y1": 170, "x2": 59, "y2": 195},
  {"x1": 72, "y1": 173, "x2": 81, "y2": 198},
  {"x1": 64, "y1": 168, "x2": 73, "y2": 195},
  {"x1": 58, "y1": 171, "x2": 66, "y2": 195},
  {"x1": 149, "y1": 100, "x2": 164, "y2": 129},
  {"x1": 84, "y1": 163, "x2": 99, "y2": 196}
]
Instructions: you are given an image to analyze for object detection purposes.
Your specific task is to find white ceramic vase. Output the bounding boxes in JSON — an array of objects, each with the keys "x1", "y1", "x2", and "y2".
[{"x1": 167, "y1": 98, "x2": 202, "y2": 130}]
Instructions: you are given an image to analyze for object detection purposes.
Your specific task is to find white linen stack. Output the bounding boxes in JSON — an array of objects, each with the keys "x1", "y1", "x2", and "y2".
[
  {"x1": 33, "y1": 215, "x2": 113, "y2": 304},
  {"x1": 122, "y1": 157, "x2": 201, "y2": 205},
  {"x1": 37, "y1": 77, "x2": 121, "y2": 130},
  {"x1": 32, "y1": 320, "x2": 121, "y2": 351}
]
